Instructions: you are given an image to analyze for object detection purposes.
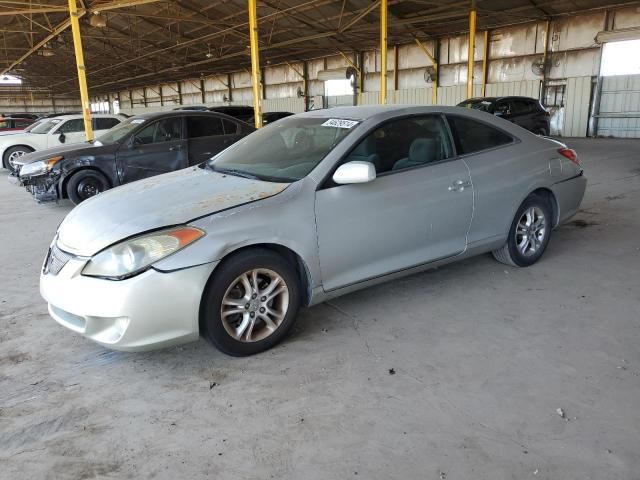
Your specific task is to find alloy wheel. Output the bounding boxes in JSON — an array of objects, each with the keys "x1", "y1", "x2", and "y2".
[
  {"x1": 515, "y1": 206, "x2": 546, "y2": 256},
  {"x1": 220, "y1": 268, "x2": 289, "y2": 342},
  {"x1": 8, "y1": 150, "x2": 26, "y2": 169}
]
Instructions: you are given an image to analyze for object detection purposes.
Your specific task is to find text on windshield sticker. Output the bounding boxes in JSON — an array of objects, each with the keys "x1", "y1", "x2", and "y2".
[{"x1": 321, "y1": 119, "x2": 359, "y2": 129}]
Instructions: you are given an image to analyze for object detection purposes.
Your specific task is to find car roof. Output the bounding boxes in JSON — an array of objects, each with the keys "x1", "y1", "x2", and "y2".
[
  {"x1": 463, "y1": 96, "x2": 539, "y2": 102},
  {"x1": 299, "y1": 105, "x2": 496, "y2": 121},
  {"x1": 129, "y1": 110, "x2": 247, "y2": 122},
  {"x1": 40, "y1": 113, "x2": 122, "y2": 120}
]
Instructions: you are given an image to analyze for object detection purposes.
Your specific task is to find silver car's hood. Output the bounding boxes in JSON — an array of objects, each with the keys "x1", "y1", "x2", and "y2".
[{"x1": 57, "y1": 166, "x2": 289, "y2": 256}]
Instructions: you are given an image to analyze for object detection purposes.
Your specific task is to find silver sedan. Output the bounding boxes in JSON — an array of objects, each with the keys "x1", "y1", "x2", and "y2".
[{"x1": 40, "y1": 106, "x2": 586, "y2": 356}]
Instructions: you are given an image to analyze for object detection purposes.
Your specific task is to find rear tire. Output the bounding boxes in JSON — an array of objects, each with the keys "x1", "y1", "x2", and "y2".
[
  {"x1": 66, "y1": 170, "x2": 110, "y2": 205},
  {"x1": 492, "y1": 194, "x2": 552, "y2": 267},
  {"x1": 201, "y1": 249, "x2": 301, "y2": 356},
  {"x1": 3, "y1": 145, "x2": 34, "y2": 173}
]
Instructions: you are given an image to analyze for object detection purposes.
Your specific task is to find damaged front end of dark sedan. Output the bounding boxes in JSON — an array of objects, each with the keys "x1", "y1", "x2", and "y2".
[{"x1": 16, "y1": 155, "x2": 64, "y2": 203}]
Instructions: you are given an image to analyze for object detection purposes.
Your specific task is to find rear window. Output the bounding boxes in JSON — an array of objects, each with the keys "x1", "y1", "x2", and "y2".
[
  {"x1": 187, "y1": 116, "x2": 224, "y2": 138},
  {"x1": 94, "y1": 117, "x2": 120, "y2": 130},
  {"x1": 447, "y1": 115, "x2": 513, "y2": 154}
]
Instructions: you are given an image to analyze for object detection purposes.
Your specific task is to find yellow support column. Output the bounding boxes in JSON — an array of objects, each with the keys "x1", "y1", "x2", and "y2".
[
  {"x1": 68, "y1": 0, "x2": 93, "y2": 141},
  {"x1": 466, "y1": 0, "x2": 477, "y2": 99},
  {"x1": 248, "y1": 0, "x2": 263, "y2": 128},
  {"x1": 481, "y1": 30, "x2": 489, "y2": 97},
  {"x1": 379, "y1": 0, "x2": 387, "y2": 104}
]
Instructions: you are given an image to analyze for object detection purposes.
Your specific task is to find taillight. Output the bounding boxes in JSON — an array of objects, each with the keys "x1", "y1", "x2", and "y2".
[{"x1": 558, "y1": 148, "x2": 580, "y2": 166}]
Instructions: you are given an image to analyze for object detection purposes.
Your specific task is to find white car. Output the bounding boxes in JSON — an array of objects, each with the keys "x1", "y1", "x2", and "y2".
[{"x1": 1, "y1": 114, "x2": 124, "y2": 172}]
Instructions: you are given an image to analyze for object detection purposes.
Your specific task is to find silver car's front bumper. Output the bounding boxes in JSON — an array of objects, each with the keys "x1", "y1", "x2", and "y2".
[{"x1": 41, "y1": 256, "x2": 218, "y2": 351}]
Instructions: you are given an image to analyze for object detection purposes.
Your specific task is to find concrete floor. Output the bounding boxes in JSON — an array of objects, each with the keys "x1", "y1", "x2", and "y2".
[{"x1": 1, "y1": 138, "x2": 639, "y2": 480}]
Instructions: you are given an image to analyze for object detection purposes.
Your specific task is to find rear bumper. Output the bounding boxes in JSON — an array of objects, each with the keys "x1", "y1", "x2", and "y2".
[{"x1": 551, "y1": 172, "x2": 587, "y2": 225}]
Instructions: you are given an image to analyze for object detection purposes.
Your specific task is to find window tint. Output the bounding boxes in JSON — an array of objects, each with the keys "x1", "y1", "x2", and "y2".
[
  {"x1": 186, "y1": 116, "x2": 224, "y2": 138},
  {"x1": 512, "y1": 100, "x2": 532, "y2": 115},
  {"x1": 58, "y1": 119, "x2": 84, "y2": 133},
  {"x1": 342, "y1": 115, "x2": 453, "y2": 175},
  {"x1": 94, "y1": 117, "x2": 120, "y2": 130},
  {"x1": 222, "y1": 119, "x2": 238, "y2": 135},
  {"x1": 133, "y1": 117, "x2": 182, "y2": 145},
  {"x1": 447, "y1": 115, "x2": 513, "y2": 154},
  {"x1": 15, "y1": 120, "x2": 32, "y2": 128}
]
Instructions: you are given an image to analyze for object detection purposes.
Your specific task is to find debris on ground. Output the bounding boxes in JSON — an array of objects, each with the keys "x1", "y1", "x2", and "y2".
[
  {"x1": 439, "y1": 470, "x2": 447, "y2": 479},
  {"x1": 209, "y1": 381, "x2": 218, "y2": 390},
  {"x1": 556, "y1": 407, "x2": 566, "y2": 419},
  {"x1": 388, "y1": 368, "x2": 396, "y2": 375},
  {"x1": 534, "y1": 469, "x2": 539, "y2": 475}
]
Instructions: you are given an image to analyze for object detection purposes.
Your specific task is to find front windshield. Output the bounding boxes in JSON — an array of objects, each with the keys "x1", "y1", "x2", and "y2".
[
  {"x1": 207, "y1": 116, "x2": 357, "y2": 182},
  {"x1": 30, "y1": 118, "x2": 62, "y2": 134},
  {"x1": 24, "y1": 120, "x2": 43, "y2": 132},
  {"x1": 95, "y1": 118, "x2": 143, "y2": 144},
  {"x1": 459, "y1": 100, "x2": 493, "y2": 112}
]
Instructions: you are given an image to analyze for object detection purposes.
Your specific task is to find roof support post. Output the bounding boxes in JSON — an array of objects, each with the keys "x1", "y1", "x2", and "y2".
[
  {"x1": 159, "y1": 85, "x2": 164, "y2": 107},
  {"x1": 540, "y1": 19, "x2": 551, "y2": 102},
  {"x1": 177, "y1": 82, "x2": 183, "y2": 105},
  {"x1": 227, "y1": 73, "x2": 233, "y2": 103},
  {"x1": 393, "y1": 45, "x2": 398, "y2": 103},
  {"x1": 302, "y1": 61, "x2": 309, "y2": 111},
  {"x1": 67, "y1": 0, "x2": 93, "y2": 141},
  {"x1": 358, "y1": 52, "x2": 365, "y2": 106},
  {"x1": 379, "y1": 0, "x2": 388, "y2": 104},
  {"x1": 200, "y1": 79, "x2": 206, "y2": 104},
  {"x1": 481, "y1": 30, "x2": 489, "y2": 97},
  {"x1": 467, "y1": 0, "x2": 477, "y2": 99},
  {"x1": 248, "y1": 0, "x2": 263, "y2": 128}
]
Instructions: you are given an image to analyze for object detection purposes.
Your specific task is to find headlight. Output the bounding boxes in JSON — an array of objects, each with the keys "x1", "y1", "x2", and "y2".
[
  {"x1": 19, "y1": 156, "x2": 63, "y2": 178},
  {"x1": 82, "y1": 226, "x2": 205, "y2": 280}
]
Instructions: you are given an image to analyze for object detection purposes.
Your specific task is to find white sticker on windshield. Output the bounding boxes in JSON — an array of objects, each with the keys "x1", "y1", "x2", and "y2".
[
  {"x1": 131, "y1": 119, "x2": 146, "y2": 124},
  {"x1": 321, "y1": 118, "x2": 359, "y2": 129}
]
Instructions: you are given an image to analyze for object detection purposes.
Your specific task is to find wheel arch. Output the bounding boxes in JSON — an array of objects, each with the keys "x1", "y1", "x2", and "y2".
[
  {"x1": 2, "y1": 144, "x2": 35, "y2": 168},
  {"x1": 198, "y1": 242, "x2": 313, "y2": 331},
  {"x1": 529, "y1": 187, "x2": 559, "y2": 227},
  {"x1": 59, "y1": 166, "x2": 112, "y2": 199}
]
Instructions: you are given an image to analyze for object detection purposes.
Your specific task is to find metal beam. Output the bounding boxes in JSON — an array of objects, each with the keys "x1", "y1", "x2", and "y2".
[
  {"x1": 1, "y1": 0, "x2": 164, "y2": 76},
  {"x1": 481, "y1": 30, "x2": 489, "y2": 96},
  {"x1": 68, "y1": 0, "x2": 93, "y2": 141},
  {"x1": 467, "y1": 0, "x2": 477, "y2": 99},
  {"x1": 248, "y1": 0, "x2": 262, "y2": 128},
  {"x1": 380, "y1": 0, "x2": 387, "y2": 104}
]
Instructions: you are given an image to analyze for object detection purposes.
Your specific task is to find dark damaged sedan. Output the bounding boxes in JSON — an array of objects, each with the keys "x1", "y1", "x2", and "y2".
[{"x1": 15, "y1": 111, "x2": 254, "y2": 204}]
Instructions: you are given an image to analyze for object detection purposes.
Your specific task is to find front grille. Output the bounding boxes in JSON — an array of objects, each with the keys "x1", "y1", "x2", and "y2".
[{"x1": 44, "y1": 243, "x2": 74, "y2": 275}]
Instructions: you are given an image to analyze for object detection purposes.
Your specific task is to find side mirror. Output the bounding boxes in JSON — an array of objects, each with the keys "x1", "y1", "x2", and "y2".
[
  {"x1": 58, "y1": 132, "x2": 66, "y2": 143},
  {"x1": 333, "y1": 161, "x2": 376, "y2": 185}
]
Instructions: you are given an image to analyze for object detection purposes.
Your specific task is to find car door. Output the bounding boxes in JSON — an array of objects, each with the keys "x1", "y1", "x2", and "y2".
[
  {"x1": 185, "y1": 115, "x2": 240, "y2": 165},
  {"x1": 445, "y1": 114, "x2": 518, "y2": 244},
  {"x1": 50, "y1": 118, "x2": 85, "y2": 146},
  {"x1": 116, "y1": 116, "x2": 187, "y2": 184},
  {"x1": 315, "y1": 114, "x2": 473, "y2": 292}
]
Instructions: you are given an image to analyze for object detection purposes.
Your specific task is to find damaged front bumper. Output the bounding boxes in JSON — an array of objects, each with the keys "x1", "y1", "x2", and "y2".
[{"x1": 20, "y1": 172, "x2": 61, "y2": 203}]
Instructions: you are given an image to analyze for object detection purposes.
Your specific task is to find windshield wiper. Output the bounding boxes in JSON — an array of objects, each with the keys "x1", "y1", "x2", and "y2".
[{"x1": 213, "y1": 167, "x2": 259, "y2": 180}]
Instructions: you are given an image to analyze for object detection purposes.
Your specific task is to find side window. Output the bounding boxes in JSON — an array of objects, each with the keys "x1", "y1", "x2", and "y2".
[
  {"x1": 222, "y1": 119, "x2": 238, "y2": 135},
  {"x1": 134, "y1": 117, "x2": 182, "y2": 145},
  {"x1": 341, "y1": 115, "x2": 453, "y2": 175},
  {"x1": 15, "y1": 120, "x2": 32, "y2": 128},
  {"x1": 186, "y1": 116, "x2": 224, "y2": 138},
  {"x1": 494, "y1": 100, "x2": 510, "y2": 115},
  {"x1": 512, "y1": 100, "x2": 531, "y2": 115},
  {"x1": 58, "y1": 119, "x2": 85, "y2": 133},
  {"x1": 447, "y1": 115, "x2": 513, "y2": 155},
  {"x1": 94, "y1": 117, "x2": 120, "y2": 130}
]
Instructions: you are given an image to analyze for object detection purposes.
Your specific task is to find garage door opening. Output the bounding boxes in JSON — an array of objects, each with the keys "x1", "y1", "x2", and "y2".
[{"x1": 600, "y1": 39, "x2": 640, "y2": 76}]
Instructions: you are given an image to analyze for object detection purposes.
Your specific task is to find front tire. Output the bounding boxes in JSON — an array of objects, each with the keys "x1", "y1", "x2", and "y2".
[
  {"x1": 201, "y1": 249, "x2": 301, "y2": 356},
  {"x1": 3, "y1": 146, "x2": 34, "y2": 173},
  {"x1": 492, "y1": 194, "x2": 552, "y2": 267},
  {"x1": 66, "y1": 170, "x2": 110, "y2": 205}
]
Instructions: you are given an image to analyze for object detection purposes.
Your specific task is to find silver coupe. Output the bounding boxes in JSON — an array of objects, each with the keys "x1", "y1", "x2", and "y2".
[{"x1": 40, "y1": 106, "x2": 586, "y2": 356}]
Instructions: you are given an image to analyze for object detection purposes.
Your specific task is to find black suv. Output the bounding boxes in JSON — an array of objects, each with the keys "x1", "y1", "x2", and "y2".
[{"x1": 457, "y1": 96, "x2": 550, "y2": 136}]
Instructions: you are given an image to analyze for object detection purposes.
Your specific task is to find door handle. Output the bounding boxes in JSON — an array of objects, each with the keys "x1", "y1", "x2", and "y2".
[{"x1": 448, "y1": 179, "x2": 472, "y2": 192}]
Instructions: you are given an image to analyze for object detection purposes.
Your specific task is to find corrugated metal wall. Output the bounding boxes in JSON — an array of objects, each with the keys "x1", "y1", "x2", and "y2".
[
  {"x1": 596, "y1": 74, "x2": 640, "y2": 138},
  {"x1": 563, "y1": 76, "x2": 592, "y2": 137}
]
